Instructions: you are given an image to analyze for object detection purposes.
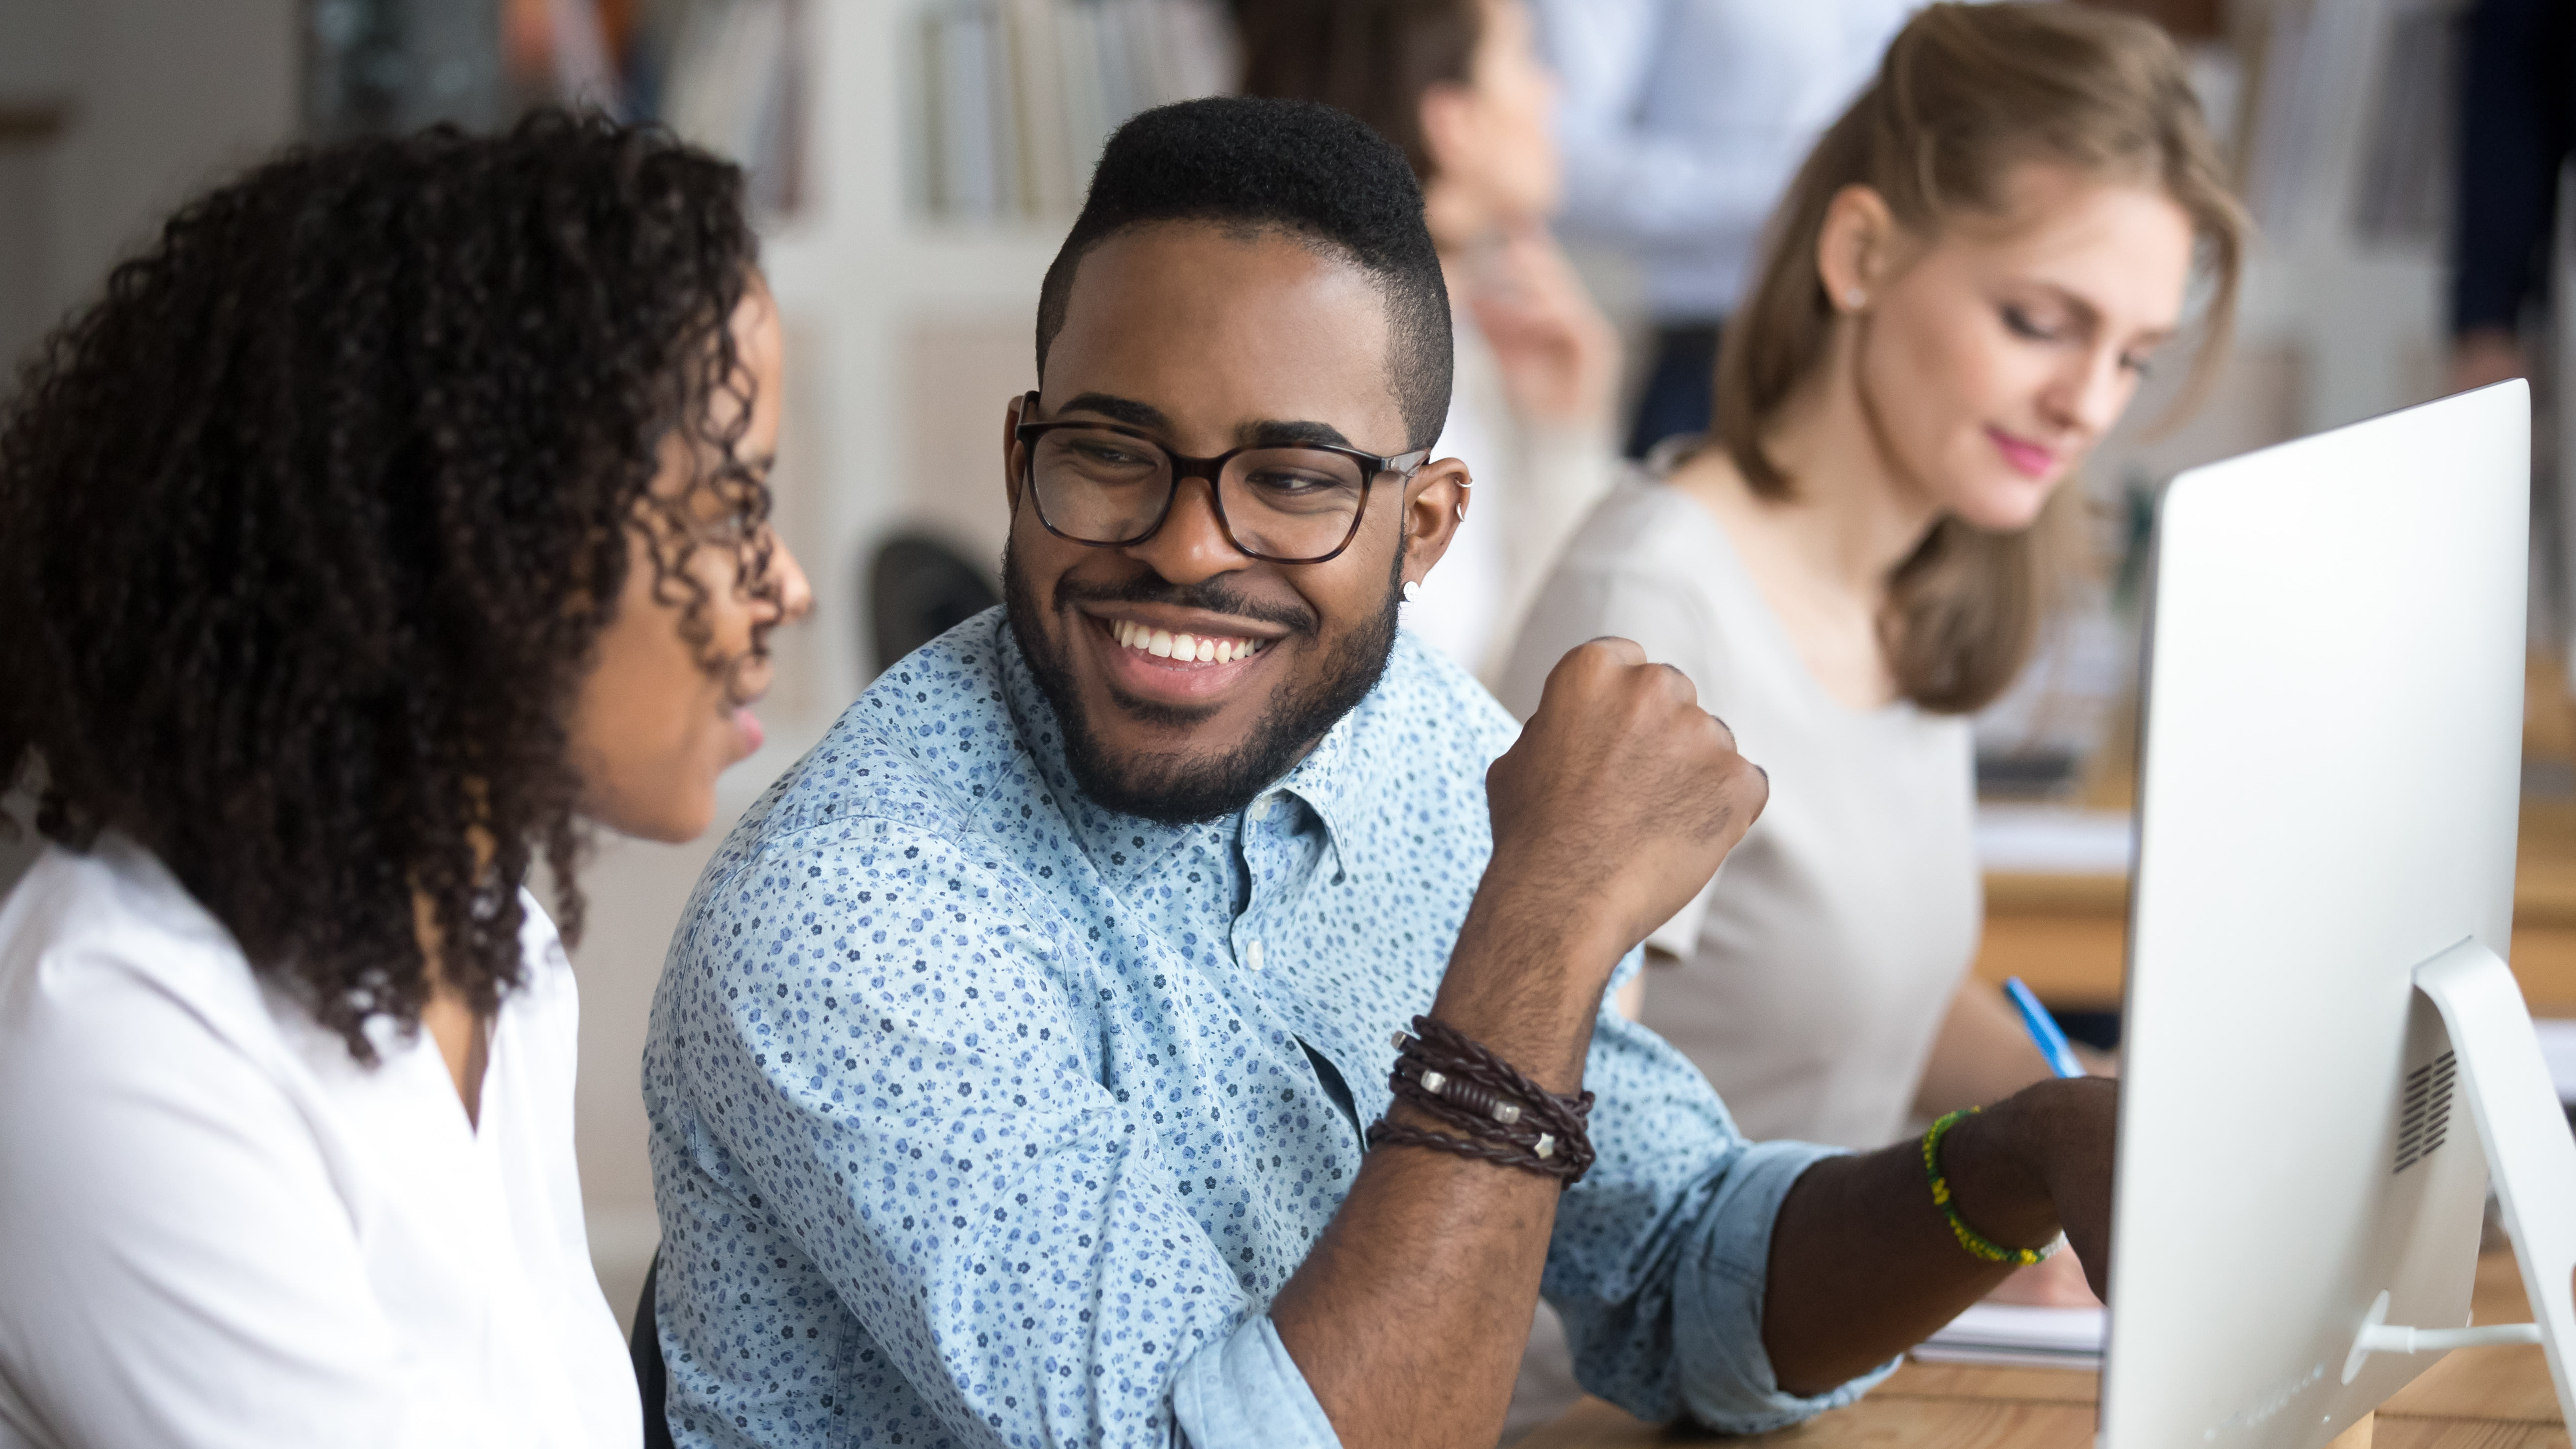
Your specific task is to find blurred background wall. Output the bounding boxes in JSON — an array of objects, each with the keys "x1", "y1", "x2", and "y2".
[
  {"x1": 0, "y1": 0, "x2": 2502, "y2": 1328},
  {"x1": 0, "y1": 0, "x2": 301, "y2": 957},
  {"x1": 0, "y1": 1, "x2": 299, "y2": 378}
]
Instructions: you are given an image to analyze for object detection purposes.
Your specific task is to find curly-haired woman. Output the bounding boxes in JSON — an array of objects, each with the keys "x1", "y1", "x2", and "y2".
[{"x1": 0, "y1": 111, "x2": 809, "y2": 1446}]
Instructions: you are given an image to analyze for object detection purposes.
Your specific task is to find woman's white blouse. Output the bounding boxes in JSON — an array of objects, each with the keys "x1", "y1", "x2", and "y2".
[{"x1": 0, "y1": 838, "x2": 638, "y2": 1449}]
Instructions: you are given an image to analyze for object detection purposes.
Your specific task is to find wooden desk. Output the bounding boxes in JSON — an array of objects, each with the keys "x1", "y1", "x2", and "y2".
[
  {"x1": 1971, "y1": 801, "x2": 2576, "y2": 1015},
  {"x1": 1520, "y1": 1253, "x2": 2567, "y2": 1448}
]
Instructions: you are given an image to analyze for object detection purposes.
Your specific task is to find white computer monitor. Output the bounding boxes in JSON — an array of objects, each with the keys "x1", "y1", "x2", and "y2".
[{"x1": 2102, "y1": 380, "x2": 2576, "y2": 1446}]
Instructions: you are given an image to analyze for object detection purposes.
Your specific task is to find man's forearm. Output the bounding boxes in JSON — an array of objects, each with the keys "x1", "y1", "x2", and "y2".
[
  {"x1": 1270, "y1": 638, "x2": 1772, "y2": 1447},
  {"x1": 1271, "y1": 1127, "x2": 1565, "y2": 1449},
  {"x1": 1761, "y1": 1079, "x2": 2116, "y2": 1394},
  {"x1": 1270, "y1": 889, "x2": 1622, "y2": 1449}
]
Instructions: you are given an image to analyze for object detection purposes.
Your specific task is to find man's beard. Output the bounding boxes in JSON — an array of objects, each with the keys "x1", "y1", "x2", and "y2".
[{"x1": 1003, "y1": 537, "x2": 1403, "y2": 825}]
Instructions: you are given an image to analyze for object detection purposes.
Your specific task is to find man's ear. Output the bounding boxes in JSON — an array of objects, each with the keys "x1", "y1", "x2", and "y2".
[
  {"x1": 1398, "y1": 458, "x2": 1472, "y2": 589},
  {"x1": 1001, "y1": 393, "x2": 1028, "y2": 516}
]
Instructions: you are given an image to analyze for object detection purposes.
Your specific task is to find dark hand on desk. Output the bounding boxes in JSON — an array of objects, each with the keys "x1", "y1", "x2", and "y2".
[
  {"x1": 1269, "y1": 639, "x2": 1768, "y2": 1449},
  {"x1": 1763, "y1": 1077, "x2": 2119, "y2": 1395}
]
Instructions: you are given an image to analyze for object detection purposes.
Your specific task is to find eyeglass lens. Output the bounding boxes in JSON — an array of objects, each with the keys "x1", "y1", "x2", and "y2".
[{"x1": 1029, "y1": 428, "x2": 1369, "y2": 561}]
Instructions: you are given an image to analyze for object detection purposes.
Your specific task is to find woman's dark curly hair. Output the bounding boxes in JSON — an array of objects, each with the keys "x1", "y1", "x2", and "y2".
[{"x1": 0, "y1": 109, "x2": 770, "y2": 1059}]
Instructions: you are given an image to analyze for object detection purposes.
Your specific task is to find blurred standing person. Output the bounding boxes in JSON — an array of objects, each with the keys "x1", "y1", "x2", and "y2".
[
  {"x1": 2449, "y1": 0, "x2": 2576, "y2": 657},
  {"x1": 2450, "y1": 0, "x2": 2576, "y2": 394},
  {"x1": 1241, "y1": 0, "x2": 1623, "y2": 682},
  {"x1": 1532, "y1": 0, "x2": 1929, "y2": 457}
]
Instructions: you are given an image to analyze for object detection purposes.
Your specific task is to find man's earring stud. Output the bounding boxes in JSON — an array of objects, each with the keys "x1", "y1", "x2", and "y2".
[
  {"x1": 1402, "y1": 580, "x2": 1423, "y2": 603},
  {"x1": 1842, "y1": 288, "x2": 1867, "y2": 309}
]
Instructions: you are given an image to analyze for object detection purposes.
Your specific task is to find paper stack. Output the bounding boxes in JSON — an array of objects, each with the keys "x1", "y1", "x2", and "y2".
[{"x1": 1914, "y1": 1303, "x2": 2105, "y2": 1372}]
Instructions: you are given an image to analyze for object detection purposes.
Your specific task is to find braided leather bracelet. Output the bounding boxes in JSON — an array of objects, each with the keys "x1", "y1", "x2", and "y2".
[
  {"x1": 1366, "y1": 1015, "x2": 1596, "y2": 1186},
  {"x1": 1388, "y1": 1052, "x2": 1596, "y2": 1177}
]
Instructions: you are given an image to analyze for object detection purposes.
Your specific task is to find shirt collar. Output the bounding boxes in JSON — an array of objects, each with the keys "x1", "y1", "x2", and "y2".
[{"x1": 993, "y1": 614, "x2": 1363, "y2": 884}]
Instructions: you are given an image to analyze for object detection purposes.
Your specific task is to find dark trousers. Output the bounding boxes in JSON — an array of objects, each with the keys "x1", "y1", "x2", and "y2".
[{"x1": 1626, "y1": 321, "x2": 1724, "y2": 459}]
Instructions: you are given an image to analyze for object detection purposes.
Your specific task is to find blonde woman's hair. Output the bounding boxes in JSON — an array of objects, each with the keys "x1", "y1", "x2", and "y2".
[{"x1": 1716, "y1": 1, "x2": 2248, "y2": 714}]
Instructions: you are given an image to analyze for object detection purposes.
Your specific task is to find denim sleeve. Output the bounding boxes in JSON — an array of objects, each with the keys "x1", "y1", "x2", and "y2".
[
  {"x1": 1542, "y1": 1002, "x2": 1899, "y2": 1433},
  {"x1": 1171, "y1": 1317, "x2": 1342, "y2": 1449}
]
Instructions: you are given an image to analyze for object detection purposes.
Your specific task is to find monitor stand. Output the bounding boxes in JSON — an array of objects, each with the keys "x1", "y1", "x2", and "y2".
[{"x1": 2334, "y1": 939, "x2": 2576, "y2": 1425}]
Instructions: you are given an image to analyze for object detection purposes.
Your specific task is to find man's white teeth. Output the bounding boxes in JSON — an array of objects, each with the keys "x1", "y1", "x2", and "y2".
[{"x1": 1110, "y1": 618, "x2": 1265, "y2": 663}]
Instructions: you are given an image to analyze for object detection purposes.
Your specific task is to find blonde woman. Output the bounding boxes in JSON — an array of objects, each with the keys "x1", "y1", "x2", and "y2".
[{"x1": 1502, "y1": 4, "x2": 2243, "y2": 1156}]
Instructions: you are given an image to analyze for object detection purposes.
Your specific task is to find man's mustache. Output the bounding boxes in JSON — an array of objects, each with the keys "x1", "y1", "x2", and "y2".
[{"x1": 1051, "y1": 571, "x2": 1318, "y2": 637}]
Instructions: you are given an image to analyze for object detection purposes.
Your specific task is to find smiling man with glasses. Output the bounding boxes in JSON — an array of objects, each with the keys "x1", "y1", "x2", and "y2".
[{"x1": 642, "y1": 97, "x2": 2117, "y2": 1449}]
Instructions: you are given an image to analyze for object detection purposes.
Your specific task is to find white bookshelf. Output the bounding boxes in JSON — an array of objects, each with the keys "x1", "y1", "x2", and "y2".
[
  {"x1": 748, "y1": 0, "x2": 1235, "y2": 738},
  {"x1": 756, "y1": 8, "x2": 1060, "y2": 738}
]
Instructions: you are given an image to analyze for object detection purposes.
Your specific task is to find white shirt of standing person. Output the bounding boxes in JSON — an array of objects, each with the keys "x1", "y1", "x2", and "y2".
[
  {"x1": 1533, "y1": 0, "x2": 1931, "y2": 322},
  {"x1": 1403, "y1": 322, "x2": 1510, "y2": 673},
  {"x1": 1401, "y1": 315, "x2": 1621, "y2": 683},
  {"x1": 0, "y1": 837, "x2": 638, "y2": 1449}
]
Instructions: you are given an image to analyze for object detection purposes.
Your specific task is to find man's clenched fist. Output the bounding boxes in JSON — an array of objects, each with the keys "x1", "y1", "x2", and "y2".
[{"x1": 1484, "y1": 638, "x2": 1768, "y2": 967}]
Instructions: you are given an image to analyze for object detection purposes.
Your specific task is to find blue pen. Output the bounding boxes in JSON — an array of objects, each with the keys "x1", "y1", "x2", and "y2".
[{"x1": 2004, "y1": 975, "x2": 2088, "y2": 1079}]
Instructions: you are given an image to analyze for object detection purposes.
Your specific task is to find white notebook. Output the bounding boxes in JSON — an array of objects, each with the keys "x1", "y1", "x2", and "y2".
[
  {"x1": 1914, "y1": 1302, "x2": 2106, "y2": 1371},
  {"x1": 2530, "y1": 1018, "x2": 2576, "y2": 1103}
]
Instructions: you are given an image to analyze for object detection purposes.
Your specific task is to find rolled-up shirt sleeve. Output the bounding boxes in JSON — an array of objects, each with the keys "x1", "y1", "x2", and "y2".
[
  {"x1": 1543, "y1": 1001, "x2": 1897, "y2": 1432},
  {"x1": 1172, "y1": 1317, "x2": 1341, "y2": 1449},
  {"x1": 649, "y1": 815, "x2": 1341, "y2": 1449}
]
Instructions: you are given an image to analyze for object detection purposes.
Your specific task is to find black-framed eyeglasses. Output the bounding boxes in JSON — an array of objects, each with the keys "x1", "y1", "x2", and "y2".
[{"x1": 1012, "y1": 391, "x2": 1431, "y2": 565}]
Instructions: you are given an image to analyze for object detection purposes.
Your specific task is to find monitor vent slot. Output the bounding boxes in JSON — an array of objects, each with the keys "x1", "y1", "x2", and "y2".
[{"x1": 2393, "y1": 1051, "x2": 2456, "y2": 1175}]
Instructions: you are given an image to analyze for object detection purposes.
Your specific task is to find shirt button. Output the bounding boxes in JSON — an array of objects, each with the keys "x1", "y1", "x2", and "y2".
[
  {"x1": 1251, "y1": 796, "x2": 1273, "y2": 822},
  {"x1": 1248, "y1": 939, "x2": 1265, "y2": 971}
]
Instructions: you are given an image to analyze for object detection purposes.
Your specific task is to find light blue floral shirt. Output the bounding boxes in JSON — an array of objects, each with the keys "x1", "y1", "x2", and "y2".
[{"x1": 642, "y1": 611, "x2": 1888, "y2": 1448}]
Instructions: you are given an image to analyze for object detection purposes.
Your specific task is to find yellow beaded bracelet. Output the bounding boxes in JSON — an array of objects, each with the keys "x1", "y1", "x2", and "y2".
[{"x1": 1922, "y1": 1107, "x2": 2064, "y2": 1266}]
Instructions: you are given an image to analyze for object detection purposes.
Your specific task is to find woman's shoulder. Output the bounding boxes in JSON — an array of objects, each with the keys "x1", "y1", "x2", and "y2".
[
  {"x1": 0, "y1": 841, "x2": 319, "y2": 1209},
  {"x1": 1498, "y1": 475, "x2": 1758, "y2": 719},
  {"x1": 0, "y1": 839, "x2": 271, "y2": 1052},
  {"x1": 1540, "y1": 462, "x2": 1757, "y2": 611},
  {"x1": 1557, "y1": 468, "x2": 1723, "y2": 563},
  {"x1": 0, "y1": 840, "x2": 568, "y2": 1103},
  {"x1": 1523, "y1": 458, "x2": 1774, "y2": 637}
]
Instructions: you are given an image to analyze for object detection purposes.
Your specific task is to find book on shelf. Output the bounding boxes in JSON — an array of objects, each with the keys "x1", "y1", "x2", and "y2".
[
  {"x1": 2349, "y1": 0, "x2": 2455, "y2": 250},
  {"x1": 927, "y1": 5, "x2": 1005, "y2": 219},
  {"x1": 663, "y1": 0, "x2": 805, "y2": 216},
  {"x1": 917, "y1": 0, "x2": 1236, "y2": 224},
  {"x1": 2237, "y1": 0, "x2": 2449, "y2": 250},
  {"x1": 1914, "y1": 1302, "x2": 2105, "y2": 1372}
]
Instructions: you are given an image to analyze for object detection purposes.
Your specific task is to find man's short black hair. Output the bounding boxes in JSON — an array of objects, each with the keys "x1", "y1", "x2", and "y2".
[{"x1": 1034, "y1": 96, "x2": 1452, "y2": 451}]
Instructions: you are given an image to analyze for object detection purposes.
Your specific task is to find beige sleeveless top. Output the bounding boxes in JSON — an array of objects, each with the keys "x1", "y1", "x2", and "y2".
[{"x1": 1498, "y1": 472, "x2": 1980, "y2": 1148}]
